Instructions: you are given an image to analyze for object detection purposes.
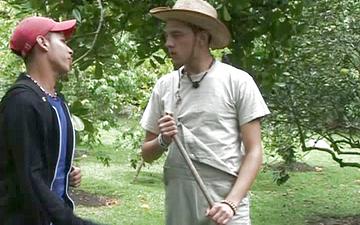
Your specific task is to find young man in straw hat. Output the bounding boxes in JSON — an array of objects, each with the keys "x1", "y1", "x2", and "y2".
[
  {"x1": 141, "y1": 0, "x2": 270, "y2": 224},
  {"x1": 0, "y1": 16, "x2": 102, "y2": 225}
]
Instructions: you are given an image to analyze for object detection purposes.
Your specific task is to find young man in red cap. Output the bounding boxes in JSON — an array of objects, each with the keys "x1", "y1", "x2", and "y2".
[
  {"x1": 0, "y1": 16, "x2": 102, "y2": 225},
  {"x1": 141, "y1": 0, "x2": 270, "y2": 224}
]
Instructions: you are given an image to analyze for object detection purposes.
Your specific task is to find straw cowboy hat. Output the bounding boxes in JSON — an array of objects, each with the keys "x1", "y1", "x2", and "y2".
[{"x1": 150, "y1": 0, "x2": 231, "y2": 49}]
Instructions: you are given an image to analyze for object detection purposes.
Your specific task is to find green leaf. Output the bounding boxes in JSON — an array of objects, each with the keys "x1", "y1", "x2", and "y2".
[
  {"x1": 275, "y1": 82, "x2": 286, "y2": 88},
  {"x1": 153, "y1": 55, "x2": 165, "y2": 64},
  {"x1": 95, "y1": 61, "x2": 103, "y2": 79},
  {"x1": 71, "y1": 114, "x2": 85, "y2": 131},
  {"x1": 29, "y1": 0, "x2": 42, "y2": 9},
  {"x1": 150, "y1": 58, "x2": 157, "y2": 69},
  {"x1": 72, "y1": 8, "x2": 82, "y2": 22},
  {"x1": 223, "y1": 6, "x2": 232, "y2": 22}
]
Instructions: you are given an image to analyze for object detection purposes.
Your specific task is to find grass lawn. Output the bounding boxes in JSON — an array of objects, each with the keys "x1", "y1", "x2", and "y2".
[
  {"x1": 252, "y1": 152, "x2": 360, "y2": 225},
  {"x1": 73, "y1": 142, "x2": 360, "y2": 225}
]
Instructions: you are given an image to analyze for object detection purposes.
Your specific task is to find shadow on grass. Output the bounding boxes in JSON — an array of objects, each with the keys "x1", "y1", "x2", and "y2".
[
  {"x1": 265, "y1": 161, "x2": 317, "y2": 172},
  {"x1": 128, "y1": 171, "x2": 163, "y2": 187},
  {"x1": 307, "y1": 214, "x2": 360, "y2": 225}
]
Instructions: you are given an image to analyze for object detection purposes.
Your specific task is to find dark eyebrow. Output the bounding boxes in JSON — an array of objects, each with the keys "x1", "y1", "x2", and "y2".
[{"x1": 166, "y1": 30, "x2": 183, "y2": 35}]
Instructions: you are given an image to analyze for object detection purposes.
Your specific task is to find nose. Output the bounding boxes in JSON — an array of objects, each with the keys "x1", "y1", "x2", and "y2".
[
  {"x1": 165, "y1": 36, "x2": 174, "y2": 49},
  {"x1": 68, "y1": 46, "x2": 73, "y2": 55}
]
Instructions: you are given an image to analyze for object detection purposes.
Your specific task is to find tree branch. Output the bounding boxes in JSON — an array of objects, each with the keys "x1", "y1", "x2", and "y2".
[
  {"x1": 292, "y1": 118, "x2": 360, "y2": 167},
  {"x1": 73, "y1": 0, "x2": 104, "y2": 65},
  {"x1": 303, "y1": 146, "x2": 360, "y2": 168}
]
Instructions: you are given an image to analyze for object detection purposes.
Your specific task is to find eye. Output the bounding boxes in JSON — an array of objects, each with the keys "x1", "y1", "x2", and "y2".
[{"x1": 171, "y1": 32, "x2": 184, "y2": 38}]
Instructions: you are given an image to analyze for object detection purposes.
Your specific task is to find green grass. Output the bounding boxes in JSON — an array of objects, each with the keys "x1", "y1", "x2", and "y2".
[
  {"x1": 73, "y1": 144, "x2": 165, "y2": 225},
  {"x1": 74, "y1": 143, "x2": 360, "y2": 225},
  {"x1": 252, "y1": 165, "x2": 360, "y2": 224}
]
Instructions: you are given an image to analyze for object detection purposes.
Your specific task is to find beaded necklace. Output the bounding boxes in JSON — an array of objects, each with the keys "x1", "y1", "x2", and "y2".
[{"x1": 26, "y1": 74, "x2": 58, "y2": 98}]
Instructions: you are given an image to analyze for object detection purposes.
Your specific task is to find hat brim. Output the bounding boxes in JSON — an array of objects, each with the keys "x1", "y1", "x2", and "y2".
[
  {"x1": 50, "y1": 19, "x2": 76, "y2": 39},
  {"x1": 150, "y1": 7, "x2": 231, "y2": 49}
]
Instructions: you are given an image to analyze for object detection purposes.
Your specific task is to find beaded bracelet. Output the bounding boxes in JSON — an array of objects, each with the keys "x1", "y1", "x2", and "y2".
[
  {"x1": 220, "y1": 200, "x2": 237, "y2": 215},
  {"x1": 157, "y1": 134, "x2": 170, "y2": 151}
]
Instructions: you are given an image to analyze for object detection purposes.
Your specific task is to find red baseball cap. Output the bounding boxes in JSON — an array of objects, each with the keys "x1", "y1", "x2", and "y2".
[{"x1": 10, "y1": 16, "x2": 76, "y2": 57}]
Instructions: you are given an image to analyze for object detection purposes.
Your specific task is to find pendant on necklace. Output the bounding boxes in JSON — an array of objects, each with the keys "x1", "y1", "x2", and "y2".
[
  {"x1": 192, "y1": 82, "x2": 200, "y2": 88},
  {"x1": 187, "y1": 71, "x2": 208, "y2": 89}
]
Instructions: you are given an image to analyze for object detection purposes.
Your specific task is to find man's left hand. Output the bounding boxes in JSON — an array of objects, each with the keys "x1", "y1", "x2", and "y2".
[{"x1": 69, "y1": 166, "x2": 82, "y2": 188}]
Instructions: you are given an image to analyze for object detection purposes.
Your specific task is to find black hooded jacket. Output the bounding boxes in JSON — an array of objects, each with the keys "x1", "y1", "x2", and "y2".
[{"x1": 0, "y1": 74, "x2": 99, "y2": 225}]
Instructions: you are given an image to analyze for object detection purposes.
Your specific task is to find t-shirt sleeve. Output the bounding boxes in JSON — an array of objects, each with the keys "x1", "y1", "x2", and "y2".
[
  {"x1": 140, "y1": 83, "x2": 162, "y2": 134},
  {"x1": 236, "y1": 75, "x2": 270, "y2": 126}
]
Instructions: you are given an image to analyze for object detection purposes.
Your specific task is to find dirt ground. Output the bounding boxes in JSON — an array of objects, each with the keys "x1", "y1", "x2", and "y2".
[{"x1": 69, "y1": 188, "x2": 119, "y2": 207}]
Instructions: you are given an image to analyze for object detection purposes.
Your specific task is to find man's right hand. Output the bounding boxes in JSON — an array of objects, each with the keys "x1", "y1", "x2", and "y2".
[{"x1": 158, "y1": 114, "x2": 178, "y2": 144}]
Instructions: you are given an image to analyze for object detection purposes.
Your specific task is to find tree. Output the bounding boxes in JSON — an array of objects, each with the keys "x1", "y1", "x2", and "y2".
[
  {"x1": 0, "y1": 1, "x2": 25, "y2": 94},
  {"x1": 264, "y1": 0, "x2": 360, "y2": 184}
]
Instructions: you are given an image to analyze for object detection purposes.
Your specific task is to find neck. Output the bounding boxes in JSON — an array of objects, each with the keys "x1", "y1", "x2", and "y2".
[
  {"x1": 184, "y1": 54, "x2": 214, "y2": 75},
  {"x1": 27, "y1": 61, "x2": 57, "y2": 95}
]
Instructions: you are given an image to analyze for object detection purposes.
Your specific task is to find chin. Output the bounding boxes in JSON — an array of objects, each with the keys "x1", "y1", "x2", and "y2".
[
  {"x1": 172, "y1": 60, "x2": 183, "y2": 70},
  {"x1": 58, "y1": 72, "x2": 69, "y2": 81},
  {"x1": 62, "y1": 66, "x2": 72, "y2": 75}
]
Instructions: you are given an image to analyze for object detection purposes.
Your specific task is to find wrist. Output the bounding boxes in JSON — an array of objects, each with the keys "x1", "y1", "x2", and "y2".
[
  {"x1": 220, "y1": 199, "x2": 237, "y2": 215},
  {"x1": 157, "y1": 134, "x2": 170, "y2": 150}
]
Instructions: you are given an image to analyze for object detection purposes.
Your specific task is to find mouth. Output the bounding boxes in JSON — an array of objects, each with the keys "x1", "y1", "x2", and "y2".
[{"x1": 168, "y1": 51, "x2": 176, "y2": 57}]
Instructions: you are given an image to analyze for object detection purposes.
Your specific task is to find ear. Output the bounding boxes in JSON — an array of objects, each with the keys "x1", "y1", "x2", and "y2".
[
  {"x1": 35, "y1": 35, "x2": 49, "y2": 52},
  {"x1": 198, "y1": 31, "x2": 210, "y2": 47}
]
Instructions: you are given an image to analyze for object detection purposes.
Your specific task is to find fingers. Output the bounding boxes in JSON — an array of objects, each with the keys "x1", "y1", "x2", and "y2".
[
  {"x1": 206, "y1": 202, "x2": 234, "y2": 225},
  {"x1": 158, "y1": 114, "x2": 177, "y2": 141},
  {"x1": 69, "y1": 166, "x2": 82, "y2": 188}
]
